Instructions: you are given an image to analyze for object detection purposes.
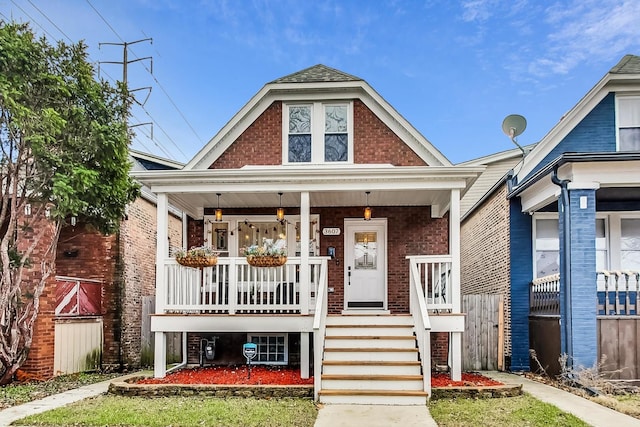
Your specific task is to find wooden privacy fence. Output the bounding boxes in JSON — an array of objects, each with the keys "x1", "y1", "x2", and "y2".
[
  {"x1": 142, "y1": 296, "x2": 182, "y2": 364},
  {"x1": 462, "y1": 294, "x2": 503, "y2": 371}
]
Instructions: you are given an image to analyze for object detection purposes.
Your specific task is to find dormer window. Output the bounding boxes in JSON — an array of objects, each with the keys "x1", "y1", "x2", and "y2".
[
  {"x1": 617, "y1": 96, "x2": 640, "y2": 151},
  {"x1": 284, "y1": 102, "x2": 353, "y2": 164}
]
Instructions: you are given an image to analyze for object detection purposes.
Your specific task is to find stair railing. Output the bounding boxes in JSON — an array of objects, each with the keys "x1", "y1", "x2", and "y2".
[
  {"x1": 407, "y1": 255, "x2": 432, "y2": 398},
  {"x1": 312, "y1": 259, "x2": 329, "y2": 401}
]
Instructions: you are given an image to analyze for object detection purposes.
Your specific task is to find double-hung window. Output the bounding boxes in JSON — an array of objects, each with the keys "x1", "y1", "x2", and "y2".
[
  {"x1": 617, "y1": 96, "x2": 640, "y2": 151},
  {"x1": 284, "y1": 102, "x2": 353, "y2": 164},
  {"x1": 621, "y1": 218, "x2": 640, "y2": 270}
]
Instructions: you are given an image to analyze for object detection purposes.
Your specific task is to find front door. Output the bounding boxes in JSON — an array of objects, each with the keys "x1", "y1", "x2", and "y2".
[{"x1": 344, "y1": 219, "x2": 387, "y2": 310}]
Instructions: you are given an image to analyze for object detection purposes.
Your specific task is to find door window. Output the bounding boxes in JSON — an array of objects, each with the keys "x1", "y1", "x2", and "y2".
[{"x1": 354, "y1": 232, "x2": 377, "y2": 269}]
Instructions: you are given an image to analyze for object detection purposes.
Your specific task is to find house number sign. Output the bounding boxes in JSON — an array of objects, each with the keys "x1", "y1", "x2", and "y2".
[{"x1": 322, "y1": 227, "x2": 341, "y2": 236}]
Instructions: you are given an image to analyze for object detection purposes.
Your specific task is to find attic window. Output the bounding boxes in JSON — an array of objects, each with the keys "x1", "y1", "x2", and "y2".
[
  {"x1": 284, "y1": 102, "x2": 353, "y2": 164},
  {"x1": 617, "y1": 96, "x2": 640, "y2": 151}
]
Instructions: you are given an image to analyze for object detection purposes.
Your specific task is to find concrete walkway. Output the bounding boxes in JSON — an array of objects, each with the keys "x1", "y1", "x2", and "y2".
[
  {"x1": 483, "y1": 371, "x2": 640, "y2": 427},
  {"x1": 314, "y1": 404, "x2": 437, "y2": 427},
  {"x1": 0, "y1": 377, "x2": 115, "y2": 427}
]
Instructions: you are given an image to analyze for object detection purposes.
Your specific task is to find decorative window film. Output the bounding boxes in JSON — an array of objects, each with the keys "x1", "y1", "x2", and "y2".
[
  {"x1": 354, "y1": 231, "x2": 377, "y2": 270},
  {"x1": 618, "y1": 96, "x2": 640, "y2": 151},
  {"x1": 248, "y1": 334, "x2": 288, "y2": 365},
  {"x1": 284, "y1": 102, "x2": 352, "y2": 164},
  {"x1": 324, "y1": 105, "x2": 348, "y2": 162},
  {"x1": 288, "y1": 106, "x2": 312, "y2": 162}
]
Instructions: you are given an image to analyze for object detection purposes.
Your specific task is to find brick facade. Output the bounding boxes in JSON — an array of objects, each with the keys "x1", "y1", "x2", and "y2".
[
  {"x1": 209, "y1": 100, "x2": 427, "y2": 169},
  {"x1": 562, "y1": 189, "x2": 597, "y2": 368},
  {"x1": 23, "y1": 196, "x2": 183, "y2": 378},
  {"x1": 461, "y1": 183, "x2": 512, "y2": 360}
]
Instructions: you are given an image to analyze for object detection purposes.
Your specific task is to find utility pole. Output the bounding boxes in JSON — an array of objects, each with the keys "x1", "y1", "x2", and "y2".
[{"x1": 99, "y1": 38, "x2": 153, "y2": 105}]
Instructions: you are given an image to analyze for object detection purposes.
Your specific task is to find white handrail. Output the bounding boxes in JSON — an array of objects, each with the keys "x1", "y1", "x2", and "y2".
[
  {"x1": 312, "y1": 259, "x2": 329, "y2": 401},
  {"x1": 407, "y1": 256, "x2": 432, "y2": 398}
]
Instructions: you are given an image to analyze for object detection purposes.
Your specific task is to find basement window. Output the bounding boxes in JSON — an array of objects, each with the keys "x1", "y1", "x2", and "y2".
[{"x1": 247, "y1": 333, "x2": 288, "y2": 365}]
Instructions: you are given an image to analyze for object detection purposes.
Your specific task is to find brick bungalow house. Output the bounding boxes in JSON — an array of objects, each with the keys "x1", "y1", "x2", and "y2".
[
  {"x1": 461, "y1": 54, "x2": 640, "y2": 378},
  {"x1": 133, "y1": 64, "x2": 484, "y2": 404},
  {"x1": 22, "y1": 151, "x2": 183, "y2": 378}
]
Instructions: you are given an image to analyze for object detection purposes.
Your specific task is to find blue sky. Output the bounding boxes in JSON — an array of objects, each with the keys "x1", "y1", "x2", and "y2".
[{"x1": 3, "y1": 0, "x2": 640, "y2": 164}]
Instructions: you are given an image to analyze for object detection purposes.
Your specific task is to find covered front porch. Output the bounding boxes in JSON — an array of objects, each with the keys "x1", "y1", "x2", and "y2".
[{"x1": 134, "y1": 165, "x2": 482, "y2": 399}]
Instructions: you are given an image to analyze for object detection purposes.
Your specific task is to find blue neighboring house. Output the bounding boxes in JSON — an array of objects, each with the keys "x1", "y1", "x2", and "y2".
[{"x1": 461, "y1": 54, "x2": 640, "y2": 378}]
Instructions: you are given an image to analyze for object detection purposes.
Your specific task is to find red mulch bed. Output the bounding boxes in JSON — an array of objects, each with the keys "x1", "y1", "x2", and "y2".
[
  {"x1": 136, "y1": 366, "x2": 501, "y2": 387},
  {"x1": 432, "y1": 372, "x2": 503, "y2": 387}
]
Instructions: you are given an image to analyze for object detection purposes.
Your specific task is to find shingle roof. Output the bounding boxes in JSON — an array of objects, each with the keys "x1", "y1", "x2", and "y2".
[
  {"x1": 270, "y1": 64, "x2": 363, "y2": 84},
  {"x1": 610, "y1": 54, "x2": 640, "y2": 74}
]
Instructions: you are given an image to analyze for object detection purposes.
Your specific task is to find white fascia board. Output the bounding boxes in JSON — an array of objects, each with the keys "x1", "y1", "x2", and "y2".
[
  {"x1": 565, "y1": 160, "x2": 640, "y2": 187},
  {"x1": 133, "y1": 166, "x2": 484, "y2": 192},
  {"x1": 518, "y1": 176, "x2": 560, "y2": 213},
  {"x1": 458, "y1": 145, "x2": 530, "y2": 166},
  {"x1": 151, "y1": 314, "x2": 314, "y2": 333},
  {"x1": 129, "y1": 149, "x2": 185, "y2": 169}
]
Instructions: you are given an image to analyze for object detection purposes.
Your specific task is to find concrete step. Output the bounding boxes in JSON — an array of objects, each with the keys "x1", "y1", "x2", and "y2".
[
  {"x1": 323, "y1": 347, "x2": 419, "y2": 362},
  {"x1": 324, "y1": 335, "x2": 417, "y2": 349},
  {"x1": 322, "y1": 360, "x2": 422, "y2": 376},
  {"x1": 321, "y1": 374, "x2": 424, "y2": 391},
  {"x1": 318, "y1": 389, "x2": 428, "y2": 405}
]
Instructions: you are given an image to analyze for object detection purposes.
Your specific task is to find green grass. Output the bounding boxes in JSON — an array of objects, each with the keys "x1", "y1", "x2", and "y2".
[
  {"x1": 14, "y1": 395, "x2": 318, "y2": 427},
  {"x1": 0, "y1": 372, "x2": 123, "y2": 409},
  {"x1": 430, "y1": 393, "x2": 590, "y2": 427}
]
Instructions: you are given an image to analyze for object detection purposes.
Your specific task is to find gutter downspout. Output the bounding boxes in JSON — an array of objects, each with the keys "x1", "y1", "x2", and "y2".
[{"x1": 551, "y1": 166, "x2": 573, "y2": 365}]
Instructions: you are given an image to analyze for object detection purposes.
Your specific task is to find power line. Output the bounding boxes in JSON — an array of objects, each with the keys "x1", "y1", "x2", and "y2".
[
  {"x1": 26, "y1": 0, "x2": 72, "y2": 43},
  {"x1": 86, "y1": 0, "x2": 204, "y2": 146}
]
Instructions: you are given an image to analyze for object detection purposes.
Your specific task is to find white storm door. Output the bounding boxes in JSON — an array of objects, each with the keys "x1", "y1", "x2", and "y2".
[{"x1": 344, "y1": 219, "x2": 387, "y2": 310}]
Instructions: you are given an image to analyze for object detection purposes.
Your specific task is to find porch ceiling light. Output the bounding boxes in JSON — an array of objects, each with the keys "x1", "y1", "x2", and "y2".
[
  {"x1": 364, "y1": 191, "x2": 372, "y2": 221},
  {"x1": 276, "y1": 192, "x2": 285, "y2": 222},
  {"x1": 215, "y1": 193, "x2": 223, "y2": 222}
]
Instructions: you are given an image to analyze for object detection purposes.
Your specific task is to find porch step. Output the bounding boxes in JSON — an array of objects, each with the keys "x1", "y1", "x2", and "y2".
[
  {"x1": 323, "y1": 347, "x2": 419, "y2": 362},
  {"x1": 324, "y1": 335, "x2": 417, "y2": 349},
  {"x1": 322, "y1": 360, "x2": 421, "y2": 376},
  {"x1": 318, "y1": 389, "x2": 428, "y2": 405},
  {"x1": 319, "y1": 315, "x2": 426, "y2": 405}
]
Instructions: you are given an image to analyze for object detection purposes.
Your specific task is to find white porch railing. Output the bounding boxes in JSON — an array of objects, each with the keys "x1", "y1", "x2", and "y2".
[
  {"x1": 529, "y1": 271, "x2": 640, "y2": 316},
  {"x1": 406, "y1": 255, "x2": 453, "y2": 312},
  {"x1": 161, "y1": 257, "x2": 326, "y2": 314},
  {"x1": 597, "y1": 270, "x2": 640, "y2": 316},
  {"x1": 407, "y1": 255, "x2": 437, "y2": 398},
  {"x1": 530, "y1": 273, "x2": 560, "y2": 315}
]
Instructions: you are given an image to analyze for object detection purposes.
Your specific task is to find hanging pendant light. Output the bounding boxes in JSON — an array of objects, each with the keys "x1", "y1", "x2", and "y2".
[
  {"x1": 364, "y1": 191, "x2": 372, "y2": 221},
  {"x1": 215, "y1": 193, "x2": 223, "y2": 222},
  {"x1": 276, "y1": 192, "x2": 285, "y2": 222}
]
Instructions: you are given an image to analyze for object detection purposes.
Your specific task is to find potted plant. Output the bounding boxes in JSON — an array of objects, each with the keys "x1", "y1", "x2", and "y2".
[
  {"x1": 243, "y1": 238, "x2": 287, "y2": 267},
  {"x1": 174, "y1": 246, "x2": 219, "y2": 268}
]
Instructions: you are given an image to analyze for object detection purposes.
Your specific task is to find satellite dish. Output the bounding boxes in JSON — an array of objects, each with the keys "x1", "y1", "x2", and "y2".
[{"x1": 502, "y1": 114, "x2": 527, "y2": 138}]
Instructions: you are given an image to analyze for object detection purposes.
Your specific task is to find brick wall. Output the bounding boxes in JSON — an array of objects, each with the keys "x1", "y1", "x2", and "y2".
[
  {"x1": 461, "y1": 183, "x2": 512, "y2": 360},
  {"x1": 119, "y1": 197, "x2": 183, "y2": 366},
  {"x1": 209, "y1": 100, "x2": 427, "y2": 169},
  {"x1": 563, "y1": 189, "x2": 597, "y2": 367},
  {"x1": 527, "y1": 93, "x2": 615, "y2": 179},
  {"x1": 509, "y1": 197, "x2": 534, "y2": 371}
]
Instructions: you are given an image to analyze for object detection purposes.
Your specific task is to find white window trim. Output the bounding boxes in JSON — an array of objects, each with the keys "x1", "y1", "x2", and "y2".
[
  {"x1": 615, "y1": 94, "x2": 640, "y2": 151},
  {"x1": 282, "y1": 101, "x2": 354, "y2": 165},
  {"x1": 532, "y1": 211, "x2": 640, "y2": 278},
  {"x1": 247, "y1": 333, "x2": 289, "y2": 365}
]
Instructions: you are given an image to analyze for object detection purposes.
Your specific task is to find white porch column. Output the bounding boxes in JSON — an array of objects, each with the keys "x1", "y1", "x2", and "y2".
[
  {"x1": 449, "y1": 188, "x2": 462, "y2": 381},
  {"x1": 300, "y1": 332, "x2": 310, "y2": 379},
  {"x1": 154, "y1": 331, "x2": 167, "y2": 378},
  {"x1": 300, "y1": 192, "x2": 310, "y2": 315},
  {"x1": 156, "y1": 193, "x2": 169, "y2": 314}
]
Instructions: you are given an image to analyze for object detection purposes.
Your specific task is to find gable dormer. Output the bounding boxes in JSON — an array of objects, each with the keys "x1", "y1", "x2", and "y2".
[{"x1": 186, "y1": 64, "x2": 450, "y2": 171}]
